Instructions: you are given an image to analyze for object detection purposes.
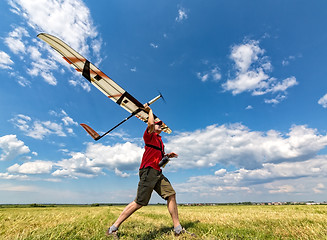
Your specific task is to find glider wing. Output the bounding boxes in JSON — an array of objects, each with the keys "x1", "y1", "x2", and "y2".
[{"x1": 37, "y1": 33, "x2": 171, "y2": 134}]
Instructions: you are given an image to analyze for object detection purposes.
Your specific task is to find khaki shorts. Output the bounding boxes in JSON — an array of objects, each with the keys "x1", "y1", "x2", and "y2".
[{"x1": 135, "y1": 167, "x2": 176, "y2": 206}]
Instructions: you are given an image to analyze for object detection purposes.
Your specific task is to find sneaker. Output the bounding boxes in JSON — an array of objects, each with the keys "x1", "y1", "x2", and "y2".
[
  {"x1": 174, "y1": 227, "x2": 197, "y2": 237},
  {"x1": 105, "y1": 228, "x2": 119, "y2": 239}
]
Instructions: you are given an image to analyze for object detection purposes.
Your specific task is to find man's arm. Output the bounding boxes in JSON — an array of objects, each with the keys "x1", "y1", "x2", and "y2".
[{"x1": 144, "y1": 103, "x2": 155, "y2": 134}]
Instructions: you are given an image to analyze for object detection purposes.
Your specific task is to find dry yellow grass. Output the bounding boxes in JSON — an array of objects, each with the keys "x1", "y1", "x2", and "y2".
[{"x1": 0, "y1": 204, "x2": 326, "y2": 239}]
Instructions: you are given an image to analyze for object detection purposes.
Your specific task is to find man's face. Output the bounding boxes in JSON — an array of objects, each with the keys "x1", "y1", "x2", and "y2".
[{"x1": 155, "y1": 123, "x2": 163, "y2": 133}]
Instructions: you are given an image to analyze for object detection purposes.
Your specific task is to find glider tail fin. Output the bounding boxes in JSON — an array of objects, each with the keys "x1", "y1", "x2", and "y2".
[{"x1": 80, "y1": 123, "x2": 101, "y2": 140}]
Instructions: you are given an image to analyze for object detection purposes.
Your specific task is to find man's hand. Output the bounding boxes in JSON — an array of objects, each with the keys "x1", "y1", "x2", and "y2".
[
  {"x1": 167, "y1": 152, "x2": 178, "y2": 158},
  {"x1": 143, "y1": 103, "x2": 151, "y2": 112}
]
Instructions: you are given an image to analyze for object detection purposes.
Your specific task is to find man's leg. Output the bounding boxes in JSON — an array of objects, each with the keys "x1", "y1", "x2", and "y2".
[
  {"x1": 113, "y1": 201, "x2": 143, "y2": 228},
  {"x1": 167, "y1": 195, "x2": 197, "y2": 237},
  {"x1": 167, "y1": 194, "x2": 180, "y2": 228},
  {"x1": 107, "y1": 201, "x2": 142, "y2": 236}
]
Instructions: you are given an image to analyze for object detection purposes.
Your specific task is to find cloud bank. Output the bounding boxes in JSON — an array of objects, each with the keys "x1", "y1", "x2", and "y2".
[
  {"x1": 166, "y1": 124, "x2": 327, "y2": 169},
  {"x1": 2, "y1": 122, "x2": 327, "y2": 201},
  {"x1": 3, "y1": 123, "x2": 327, "y2": 181}
]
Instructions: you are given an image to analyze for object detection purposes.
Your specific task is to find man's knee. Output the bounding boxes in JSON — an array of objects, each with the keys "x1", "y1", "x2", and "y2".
[
  {"x1": 133, "y1": 201, "x2": 143, "y2": 210},
  {"x1": 167, "y1": 194, "x2": 176, "y2": 201}
]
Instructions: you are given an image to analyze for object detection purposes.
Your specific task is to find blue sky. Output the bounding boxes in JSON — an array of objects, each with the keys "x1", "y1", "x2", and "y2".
[{"x1": 1, "y1": 0, "x2": 327, "y2": 204}]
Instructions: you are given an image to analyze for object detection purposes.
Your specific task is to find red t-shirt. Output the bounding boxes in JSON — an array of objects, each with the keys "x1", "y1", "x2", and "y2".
[{"x1": 140, "y1": 128, "x2": 165, "y2": 171}]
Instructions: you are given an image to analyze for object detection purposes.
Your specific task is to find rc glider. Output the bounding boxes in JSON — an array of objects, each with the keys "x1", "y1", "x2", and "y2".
[{"x1": 37, "y1": 33, "x2": 171, "y2": 140}]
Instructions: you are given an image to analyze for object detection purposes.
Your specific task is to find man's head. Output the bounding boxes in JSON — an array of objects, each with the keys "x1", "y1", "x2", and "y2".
[{"x1": 154, "y1": 121, "x2": 163, "y2": 134}]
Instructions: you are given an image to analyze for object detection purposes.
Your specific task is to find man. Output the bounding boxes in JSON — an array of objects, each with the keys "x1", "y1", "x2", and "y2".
[{"x1": 106, "y1": 103, "x2": 185, "y2": 238}]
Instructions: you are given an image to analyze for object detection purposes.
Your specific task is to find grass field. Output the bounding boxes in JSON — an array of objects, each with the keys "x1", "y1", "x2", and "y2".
[{"x1": 0, "y1": 204, "x2": 326, "y2": 239}]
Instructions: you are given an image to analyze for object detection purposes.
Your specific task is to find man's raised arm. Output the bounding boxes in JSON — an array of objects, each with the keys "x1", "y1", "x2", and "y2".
[{"x1": 144, "y1": 103, "x2": 155, "y2": 133}]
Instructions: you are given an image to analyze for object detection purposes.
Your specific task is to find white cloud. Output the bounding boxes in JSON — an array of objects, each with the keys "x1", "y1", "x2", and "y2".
[
  {"x1": 52, "y1": 142, "x2": 143, "y2": 179},
  {"x1": 211, "y1": 67, "x2": 222, "y2": 81},
  {"x1": 69, "y1": 79, "x2": 91, "y2": 92},
  {"x1": 8, "y1": 160, "x2": 53, "y2": 174},
  {"x1": 264, "y1": 94, "x2": 286, "y2": 105},
  {"x1": 52, "y1": 152, "x2": 103, "y2": 179},
  {"x1": 176, "y1": 8, "x2": 188, "y2": 22},
  {"x1": 60, "y1": 110, "x2": 78, "y2": 126},
  {"x1": 197, "y1": 72, "x2": 209, "y2": 82},
  {"x1": 0, "y1": 51, "x2": 14, "y2": 69},
  {"x1": 214, "y1": 169, "x2": 226, "y2": 176},
  {"x1": 150, "y1": 43, "x2": 159, "y2": 48},
  {"x1": 214, "y1": 186, "x2": 251, "y2": 193},
  {"x1": 230, "y1": 40, "x2": 265, "y2": 73},
  {"x1": 0, "y1": 183, "x2": 37, "y2": 191},
  {"x1": 9, "y1": 0, "x2": 100, "y2": 57},
  {"x1": 313, "y1": 183, "x2": 325, "y2": 194},
  {"x1": 41, "y1": 72, "x2": 57, "y2": 85},
  {"x1": 318, "y1": 93, "x2": 327, "y2": 108},
  {"x1": 282, "y1": 55, "x2": 296, "y2": 66},
  {"x1": 224, "y1": 69, "x2": 270, "y2": 95},
  {"x1": 25, "y1": 120, "x2": 65, "y2": 139},
  {"x1": 4, "y1": 26, "x2": 29, "y2": 54},
  {"x1": 3, "y1": 26, "x2": 58, "y2": 85},
  {"x1": 5, "y1": 0, "x2": 102, "y2": 88},
  {"x1": 50, "y1": 110, "x2": 78, "y2": 131},
  {"x1": 84, "y1": 142, "x2": 143, "y2": 171},
  {"x1": 8, "y1": 70, "x2": 31, "y2": 87},
  {"x1": 242, "y1": 157, "x2": 327, "y2": 184},
  {"x1": 165, "y1": 124, "x2": 327, "y2": 170},
  {"x1": 222, "y1": 39, "x2": 297, "y2": 103},
  {"x1": 27, "y1": 46, "x2": 59, "y2": 85},
  {"x1": 174, "y1": 155, "x2": 327, "y2": 200},
  {"x1": 197, "y1": 66, "x2": 221, "y2": 82},
  {"x1": 271, "y1": 77, "x2": 297, "y2": 92},
  {"x1": 17, "y1": 76, "x2": 31, "y2": 87},
  {"x1": 0, "y1": 172, "x2": 30, "y2": 180},
  {"x1": 62, "y1": 116, "x2": 77, "y2": 126},
  {"x1": 27, "y1": 45, "x2": 41, "y2": 60},
  {"x1": 11, "y1": 113, "x2": 77, "y2": 140},
  {"x1": 267, "y1": 185, "x2": 295, "y2": 194},
  {"x1": 0, "y1": 135, "x2": 30, "y2": 161},
  {"x1": 114, "y1": 168, "x2": 130, "y2": 178}
]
